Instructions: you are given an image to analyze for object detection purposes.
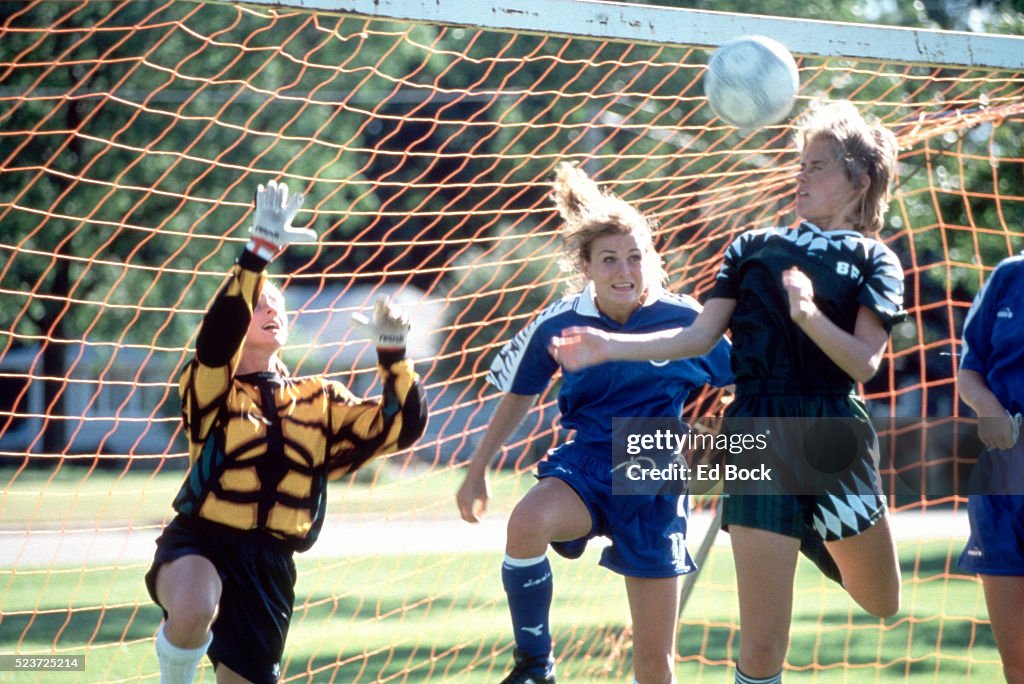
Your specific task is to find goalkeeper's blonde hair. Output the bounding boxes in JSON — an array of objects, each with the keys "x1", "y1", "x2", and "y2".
[
  {"x1": 551, "y1": 162, "x2": 666, "y2": 294},
  {"x1": 794, "y1": 100, "x2": 898, "y2": 235}
]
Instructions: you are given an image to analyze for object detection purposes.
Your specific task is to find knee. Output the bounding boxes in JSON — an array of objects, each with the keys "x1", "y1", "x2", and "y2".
[
  {"x1": 506, "y1": 506, "x2": 549, "y2": 548},
  {"x1": 857, "y1": 587, "x2": 901, "y2": 618},
  {"x1": 165, "y1": 599, "x2": 217, "y2": 644},
  {"x1": 867, "y1": 597, "x2": 900, "y2": 619}
]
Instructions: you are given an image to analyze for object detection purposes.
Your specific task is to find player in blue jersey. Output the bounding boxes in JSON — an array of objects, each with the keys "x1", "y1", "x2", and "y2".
[
  {"x1": 455, "y1": 162, "x2": 733, "y2": 684},
  {"x1": 550, "y1": 101, "x2": 905, "y2": 684},
  {"x1": 957, "y1": 254, "x2": 1024, "y2": 684}
]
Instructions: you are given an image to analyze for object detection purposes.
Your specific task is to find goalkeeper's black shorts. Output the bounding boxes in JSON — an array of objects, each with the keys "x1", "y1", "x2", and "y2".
[{"x1": 145, "y1": 515, "x2": 297, "y2": 684}]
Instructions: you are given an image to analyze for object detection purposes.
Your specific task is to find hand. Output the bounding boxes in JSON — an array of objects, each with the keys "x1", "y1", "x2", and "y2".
[
  {"x1": 246, "y1": 180, "x2": 316, "y2": 259},
  {"x1": 351, "y1": 296, "x2": 410, "y2": 350},
  {"x1": 977, "y1": 411, "x2": 1022, "y2": 451},
  {"x1": 456, "y1": 470, "x2": 490, "y2": 523},
  {"x1": 782, "y1": 266, "x2": 818, "y2": 323},
  {"x1": 548, "y1": 326, "x2": 610, "y2": 371}
]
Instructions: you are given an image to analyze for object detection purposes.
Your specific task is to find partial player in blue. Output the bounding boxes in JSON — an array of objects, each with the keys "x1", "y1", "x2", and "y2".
[
  {"x1": 550, "y1": 101, "x2": 905, "y2": 684},
  {"x1": 455, "y1": 162, "x2": 733, "y2": 684},
  {"x1": 957, "y1": 253, "x2": 1024, "y2": 684}
]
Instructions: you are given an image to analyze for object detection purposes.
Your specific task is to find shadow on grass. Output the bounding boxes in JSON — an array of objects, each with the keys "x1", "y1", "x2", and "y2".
[
  {"x1": 0, "y1": 604, "x2": 161, "y2": 649},
  {"x1": 283, "y1": 644, "x2": 500, "y2": 683},
  {"x1": 785, "y1": 608, "x2": 997, "y2": 676}
]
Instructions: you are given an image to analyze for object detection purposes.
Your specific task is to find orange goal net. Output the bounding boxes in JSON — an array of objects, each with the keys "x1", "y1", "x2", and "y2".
[{"x1": 1, "y1": 0, "x2": 1023, "y2": 681}]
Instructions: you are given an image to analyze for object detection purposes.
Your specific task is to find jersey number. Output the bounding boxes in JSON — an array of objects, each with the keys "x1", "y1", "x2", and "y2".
[
  {"x1": 836, "y1": 262, "x2": 861, "y2": 280},
  {"x1": 669, "y1": 532, "x2": 689, "y2": 571}
]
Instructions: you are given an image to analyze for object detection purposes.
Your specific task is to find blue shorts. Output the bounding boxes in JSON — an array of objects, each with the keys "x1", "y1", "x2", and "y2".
[
  {"x1": 537, "y1": 447, "x2": 694, "y2": 578},
  {"x1": 959, "y1": 494, "x2": 1024, "y2": 576}
]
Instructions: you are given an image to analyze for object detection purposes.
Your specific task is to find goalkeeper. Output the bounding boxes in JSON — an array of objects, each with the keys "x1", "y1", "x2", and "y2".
[
  {"x1": 144, "y1": 180, "x2": 428, "y2": 684},
  {"x1": 456, "y1": 162, "x2": 733, "y2": 684}
]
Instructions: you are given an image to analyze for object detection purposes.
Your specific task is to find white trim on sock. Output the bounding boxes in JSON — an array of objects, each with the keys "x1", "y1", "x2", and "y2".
[
  {"x1": 155, "y1": 623, "x2": 211, "y2": 684},
  {"x1": 736, "y1": 668, "x2": 782, "y2": 684},
  {"x1": 502, "y1": 554, "x2": 547, "y2": 568}
]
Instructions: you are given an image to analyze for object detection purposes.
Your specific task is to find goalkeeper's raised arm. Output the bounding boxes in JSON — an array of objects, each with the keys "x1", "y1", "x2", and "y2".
[{"x1": 146, "y1": 179, "x2": 427, "y2": 684}]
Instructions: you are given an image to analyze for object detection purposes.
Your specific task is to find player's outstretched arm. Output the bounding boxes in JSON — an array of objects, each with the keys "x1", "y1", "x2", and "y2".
[
  {"x1": 456, "y1": 392, "x2": 537, "y2": 524},
  {"x1": 325, "y1": 297, "x2": 426, "y2": 477},
  {"x1": 183, "y1": 180, "x2": 317, "y2": 445},
  {"x1": 549, "y1": 298, "x2": 734, "y2": 371}
]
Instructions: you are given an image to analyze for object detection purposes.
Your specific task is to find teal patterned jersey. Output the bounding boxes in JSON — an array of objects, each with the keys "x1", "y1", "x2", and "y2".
[{"x1": 708, "y1": 222, "x2": 905, "y2": 389}]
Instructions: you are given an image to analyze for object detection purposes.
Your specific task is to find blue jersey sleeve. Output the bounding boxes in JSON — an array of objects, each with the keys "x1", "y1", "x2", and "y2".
[
  {"x1": 960, "y1": 264, "x2": 1003, "y2": 375},
  {"x1": 959, "y1": 256, "x2": 1024, "y2": 413},
  {"x1": 486, "y1": 305, "x2": 566, "y2": 395}
]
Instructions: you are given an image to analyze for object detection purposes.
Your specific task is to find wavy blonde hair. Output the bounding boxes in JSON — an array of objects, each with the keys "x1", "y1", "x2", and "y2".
[
  {"x1": 794, "y1": 100, "x2": 899, "y2": 235},
  {"x1": 551, "y1": 162, "x2": 666, "y2": 294}
]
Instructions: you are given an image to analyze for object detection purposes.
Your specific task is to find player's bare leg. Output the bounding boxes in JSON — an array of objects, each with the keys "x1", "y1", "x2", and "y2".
[
  {"x1": 156, "y1": 554, "x2": 221, "y2": 646},
  {"x1": 980, "y1": 575, "x2": 1024, "y2": 684},
  {"x1": 729, "y1": 525, "x2": 800, "y2": 680},
  {"x1": 625, "y1": 575, "x2": 680, "y2": 684},
  {"x1": 826, "y1": 514, "x2": 901, "y2": 618},
  {"x1": 216, "y1": 661, "x2": 259, "y2": 683},
  {"x1": 506, "y1": 477, "x2": 591, "y2": 557},
  {"x1": 154, "y1": 554, "x2": 220, "y2": 683}
]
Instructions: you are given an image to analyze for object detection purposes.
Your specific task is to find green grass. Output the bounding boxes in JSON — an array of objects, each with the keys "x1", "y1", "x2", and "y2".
[
  {"x1": 0, "y1": 461, "x2": 530, "y2": 528},
  {"x1": 0, "y1": 466, "x2": 1005, "y2": 683},
  {"x1": 0, "y1": 544, "x2": 1003, "y2": 683}
]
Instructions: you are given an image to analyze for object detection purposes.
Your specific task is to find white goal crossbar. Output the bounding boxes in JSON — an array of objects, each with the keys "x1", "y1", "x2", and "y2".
[{"x1": 233, "y1": 0, "x2": 1024, "y2": 69}]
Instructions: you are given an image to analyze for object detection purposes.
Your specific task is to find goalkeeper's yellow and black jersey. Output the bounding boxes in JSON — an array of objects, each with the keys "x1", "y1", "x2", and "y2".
[{"x1": 172, "y1": 250, "x2": 428, "y2": 552}]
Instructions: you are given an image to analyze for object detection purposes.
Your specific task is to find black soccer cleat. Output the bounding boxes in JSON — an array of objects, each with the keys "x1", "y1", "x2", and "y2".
[{"x1": 498, "y1": 649, "x2": 556, "y2": 684}]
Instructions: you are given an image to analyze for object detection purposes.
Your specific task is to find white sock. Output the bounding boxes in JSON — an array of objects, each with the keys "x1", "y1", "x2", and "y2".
[{"x1": 155, "y1": 623, "x2": 211, "y2": 684}]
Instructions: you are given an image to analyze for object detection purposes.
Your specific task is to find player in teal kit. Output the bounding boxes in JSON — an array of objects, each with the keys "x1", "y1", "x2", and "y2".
[
  {"x1": 551, "y1": 101, "x2": 904, "y2": 684},
  {"x1": 707, "y1": 222, "x2": 903, "y2": 547},
  {"x1": 456, "y1": 162, "x2": 732, "y2": 684},
  {"x1": 957, "y1": 254, "x2": 1024, "y2": 684}
]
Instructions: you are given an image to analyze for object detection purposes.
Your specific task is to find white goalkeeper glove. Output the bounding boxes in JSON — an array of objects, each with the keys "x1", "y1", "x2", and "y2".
[
  {"x1": 246, "y1": 179, "x2": 316, "y2": 260},
  {"x1": 351, "y1": 296, "x2": 411, "y2": 351}
]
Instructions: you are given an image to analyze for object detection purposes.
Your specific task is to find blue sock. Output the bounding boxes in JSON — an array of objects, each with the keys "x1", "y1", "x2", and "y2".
[{"x1": 501, "y1": 554, "x2": 554, "y2": 671}]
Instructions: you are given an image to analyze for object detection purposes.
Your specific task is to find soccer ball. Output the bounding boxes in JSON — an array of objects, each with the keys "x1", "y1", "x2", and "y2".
[{"x1": 703, "y1": 35, "x2": 800, "y2": 129}]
